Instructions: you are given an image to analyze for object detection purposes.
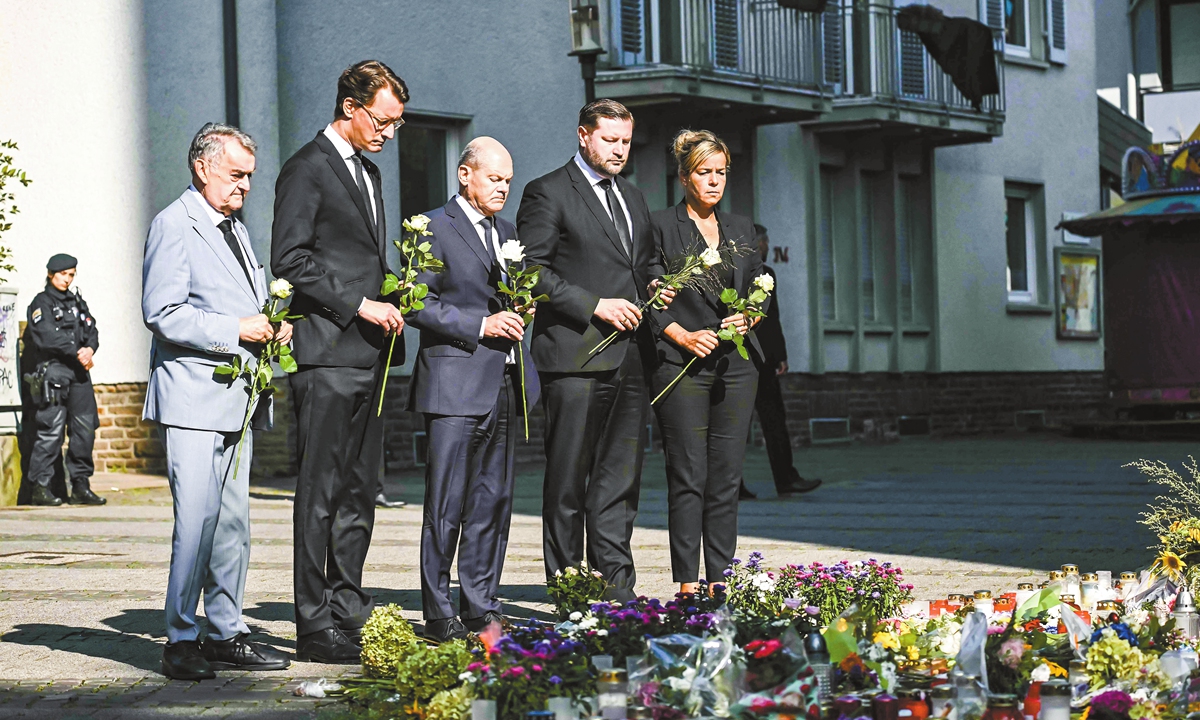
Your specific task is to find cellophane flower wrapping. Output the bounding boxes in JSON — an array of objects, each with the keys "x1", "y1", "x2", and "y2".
[
  {"x1": 632, "y1": 611, "x2": 742, "y2": 719},
  {"x1": 729, "y1": 625, "x2": 821, "y2": 720}
]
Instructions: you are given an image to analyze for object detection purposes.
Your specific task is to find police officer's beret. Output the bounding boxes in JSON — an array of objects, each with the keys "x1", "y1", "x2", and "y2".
[{"x1": 46, "y1": 253, "x2": 77, "y2": 272}]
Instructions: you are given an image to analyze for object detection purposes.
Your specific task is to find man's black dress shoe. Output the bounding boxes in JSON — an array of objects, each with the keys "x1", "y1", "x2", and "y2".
[
  {"x1": 463, "y1": 610, "x2": 506, "y2": 633},
  {"x1": 68, "y1": 483, "x2": 107, "y2": 505},
  {"x1": 338, "y1": 625, "x2": 363, "y2": 645},
  {"x1": 162, "y1": 640, "x2": 215, "y2": 680},
  {"x1": 424, "y1": 617, "x2": 469, "y2": 642},
  {"x1": 375, "y1": 492, "x2": 406, "y2": 508},
  {"x1": 738, "y1": 480, "x2": 757, "y2": 500},
  {"x1": 202, "y1": 634, "x2": 290, "y2": 670},
  {"x1": 30, "y1": 486, "x2": 62, "y2": 506},
  {"x1": 777, "y1": 473, "x2": 822, "y2": 496},
  {"x1": 295, "y1": 627, "x2": 361, "y2": 664}
]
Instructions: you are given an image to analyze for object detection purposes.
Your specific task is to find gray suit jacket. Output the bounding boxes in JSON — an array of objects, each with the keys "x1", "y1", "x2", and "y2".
[{"x1": 141, "y1": 189, "x2": 271, "y2": 433}]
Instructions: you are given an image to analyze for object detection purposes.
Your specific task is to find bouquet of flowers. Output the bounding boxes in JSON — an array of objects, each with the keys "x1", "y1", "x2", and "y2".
[
  {"x1": 731, "y1": 627, "x2": 821, "y2": 720},
  {"x1": 652, "y1": 272, "x2": 774, "y2": 405},
  {"x1": 376, "y1": 213, "x2": 446, "y2": 415},
  {"x1": 778, "y1": 559, "x2": 915, "y2": 627},
  {"x1": 546, "y1": 563, "x2": 610, "y2": 620},
  {"x1": 634, "y1": 626, "x2": 741, "y2": 720},
  {"x1": 465, "y1": 623, "x2": 594, "y2": 719},
  {"x1": 495, "y1": 237, "x2": 547, "y2": 441},
  {"x1": 214, "y1": 278, "x2": 301, "y2": 478},
  {"x1": 588, "y1": 243, "x2": 725, "y2": 357}
]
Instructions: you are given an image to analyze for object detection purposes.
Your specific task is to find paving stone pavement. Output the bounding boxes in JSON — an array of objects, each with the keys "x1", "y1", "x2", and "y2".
[{"x1": 0, "y1": 433, "x2": 1190, "y2": 716}]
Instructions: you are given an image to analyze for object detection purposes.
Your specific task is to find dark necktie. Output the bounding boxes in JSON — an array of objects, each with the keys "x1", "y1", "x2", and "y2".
[
  {"x1": 479, "y1": 216, "x2": 498, "y2": 265},
  {"x1": 217, "y1": 219, "x2": 254, "y2": 288},
  {"x1": 598, "y1": 178, "x2": 632, "y2": 257},
  {"x1": 350, "y1": 152, "x2": 376, "y2": 226}
]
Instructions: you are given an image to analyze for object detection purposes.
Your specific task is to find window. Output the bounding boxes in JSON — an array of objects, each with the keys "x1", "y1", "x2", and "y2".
[
  {"x1": 1004, "y1": 0, "x2": 1030, "y2": 56},
  {"x1": 1165, "y1": 0, "x2": 1200, "y2": 89},
  {"x1": 1004, "y1": 182, "x2": 1045, "y2": 305},
  {"x1": 399, "y1": 126, "x2": 451, "y2": 219},
  {"x1": 818, "y1": 167, "x2": 838, "y2": 321},
  {"x1": 859, "y1": 172, "x2": 878, "y2": 322}
]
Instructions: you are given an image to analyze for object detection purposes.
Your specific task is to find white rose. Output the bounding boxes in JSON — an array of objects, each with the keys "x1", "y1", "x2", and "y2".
[
  {"x1": 595, "y1": 628, "x2": 608, "y2": 636},
  {"x1": 579, "y1": 616, "x2": 598, "y2": 629},
  {"x1": 269, "y1": 278, "x2": 293, "y2": 299},
  {"x1": 700, "y1": 247, "x2": 721, "y2": 268},
  {"x1": 754, "y1": 273, "x2": 775, "y2": 293},
  {"x1": 403, "y1": 214, "x2": 432, "y2": 234},
  {"x1": 499, "y1": 239, "x2": 525, "y2": 264},
  {"x1": 1030, "y1": 663, "x2": 1051, "y2": 683},
  {"x1": 569, "y1": 611, "x2": 583, "y2": 622}
]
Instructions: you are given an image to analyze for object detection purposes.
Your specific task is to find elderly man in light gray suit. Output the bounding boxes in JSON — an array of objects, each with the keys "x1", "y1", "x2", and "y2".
[{"x1": 142, "y1": 123, "x2": 290, "y2": 680}]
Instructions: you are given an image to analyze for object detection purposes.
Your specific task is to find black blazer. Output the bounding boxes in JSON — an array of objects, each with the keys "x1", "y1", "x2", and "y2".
[
  {"x1": 647, "y1": 203, "x2": 767, "y2": 366},
  {"x1": 755, "y1": 265, "x2": 787, "y2": 368},
  {"x1": 271, "y1": 131, "x2": 402, "y2": 368},
  {"x1": 405, "y1": 198, "x2": 539, "y2": 416},
  {"x1": 516, "y1": 159, "x2": 654, "y2": 373}
]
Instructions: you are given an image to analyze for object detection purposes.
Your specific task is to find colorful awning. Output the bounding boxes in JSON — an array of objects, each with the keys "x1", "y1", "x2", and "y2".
[{"x1": 1057, "y1": 192, "x2": 1200, "y2": 237}]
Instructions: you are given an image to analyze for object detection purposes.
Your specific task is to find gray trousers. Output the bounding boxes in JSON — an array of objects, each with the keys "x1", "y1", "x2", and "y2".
[{"x1": 162, "y1": 425, "x2": 252, "y2": 644}]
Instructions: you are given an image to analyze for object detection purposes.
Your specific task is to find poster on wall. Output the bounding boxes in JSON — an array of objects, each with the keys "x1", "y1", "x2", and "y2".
[
  {"x1": 1055, "y1": 247, "x2": 1102, "y2": 340},
  {"x1": 0, "y1": 288, "x2": 19, "y2": 409}
]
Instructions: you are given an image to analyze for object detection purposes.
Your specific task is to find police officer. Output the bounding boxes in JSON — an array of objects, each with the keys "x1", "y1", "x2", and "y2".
[{"x1": 21, "y1": 253, "x2": 104, "y2": 506}]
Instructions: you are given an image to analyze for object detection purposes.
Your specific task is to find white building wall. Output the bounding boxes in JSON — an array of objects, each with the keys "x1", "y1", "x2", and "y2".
[
  {"x1": 933, "y1": 0, "x2": 1102, "y2": 372},
  {"x1": 0, "y1": 0, "x2": 152, "y2": 384}
]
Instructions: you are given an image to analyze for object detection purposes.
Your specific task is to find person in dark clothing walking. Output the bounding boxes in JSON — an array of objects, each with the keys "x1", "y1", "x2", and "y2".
[
  {"x1": 739, "y1": 225, "x2": 821, "y2": 500},
  {"x1": 20, "y1": 253, "x2": 104, "y2": 506}
]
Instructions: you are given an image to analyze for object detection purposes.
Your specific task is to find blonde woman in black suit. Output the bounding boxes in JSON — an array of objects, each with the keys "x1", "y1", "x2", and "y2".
[{"x1": 647, "y1": 129, "x2": 766, "y2": 595}]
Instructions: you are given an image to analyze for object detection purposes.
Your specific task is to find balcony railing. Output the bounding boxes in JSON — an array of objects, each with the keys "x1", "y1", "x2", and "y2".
[
  {"x1": 823, "y1": 2, "x2": 1006, "y2": 117},
  {"x1": 604, "y1": 0, "x2": 825, "y2": 92}
]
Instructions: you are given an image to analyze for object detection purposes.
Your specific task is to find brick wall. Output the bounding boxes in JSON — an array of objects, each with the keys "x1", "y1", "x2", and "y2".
[
  {"x1": 93, "y1": 383, "x2": 165, "y2": 473},
  {"x1": 90, "y1": 371, "x2": 1109, "y2": 475}
]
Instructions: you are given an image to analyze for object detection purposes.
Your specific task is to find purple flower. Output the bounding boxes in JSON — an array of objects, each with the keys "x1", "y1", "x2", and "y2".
[
  {"x1": 871, "y1": 592, "x2": 880, "y2": 599},
  {"x1": 723, "y1": 568, "x2": 734, "y2": 578},
  {"x1": 550, "y1": 675, "x2": 562, "y2": 685},
  {"x1": 1091, "y1": 690, "x2": 1134, "y2": 716}
]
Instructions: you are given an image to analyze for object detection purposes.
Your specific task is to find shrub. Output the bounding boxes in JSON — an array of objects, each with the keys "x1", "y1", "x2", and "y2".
[{"x1": 395, "y1": 640, "x2": 473, "y2": 706}]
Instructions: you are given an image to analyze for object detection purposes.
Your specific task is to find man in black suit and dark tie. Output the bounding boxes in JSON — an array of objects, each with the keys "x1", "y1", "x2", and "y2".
[
  {"x1": 407, "y1": 137, "x2": 539, "y2": 642},
  {"x1": 739, "y1": 223, "x2": 821, "y2": 500},
  {"x1": 517, "y1": 99, "x2": 668, "y2": 601},
  {"x1": 271, "y1": 60, "x2": 408, "y2": 663}
]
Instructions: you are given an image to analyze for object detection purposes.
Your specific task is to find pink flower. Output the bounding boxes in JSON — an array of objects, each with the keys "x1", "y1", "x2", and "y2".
[{"x1": 998, "y1": 638, "x2": 1025, "y2": 669}]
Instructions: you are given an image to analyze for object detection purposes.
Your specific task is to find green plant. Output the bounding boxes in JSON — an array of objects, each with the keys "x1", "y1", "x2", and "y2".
[
  {"x1": 394, "y1": 640, "x2": 472, "y2": 706},
  {"x1": 425, "y1": 685, "x2": 473, "y2": 720},
  {"x1": 546, "y1": 563, "x2": 609, "y2": 619},
  {"x1": 1128, "y1": 456, "x2": 1200, "y2": 592},
  {"x1": 0, "y1": 140, "x2": 31, "y2": 283},
  {"x1": 359, "y1": 603, "x2": 420, "y2": 678}
]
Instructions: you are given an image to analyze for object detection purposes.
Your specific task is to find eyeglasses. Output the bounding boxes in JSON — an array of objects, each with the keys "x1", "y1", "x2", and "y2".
[{"x1": 358, "y1": 103, "x2": 405, "y2": 132}]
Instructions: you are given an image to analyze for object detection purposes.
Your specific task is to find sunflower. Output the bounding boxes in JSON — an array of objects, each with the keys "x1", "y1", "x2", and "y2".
[{"x1": 1152, "y1": 551, "x2": 1187, "y2": 580}]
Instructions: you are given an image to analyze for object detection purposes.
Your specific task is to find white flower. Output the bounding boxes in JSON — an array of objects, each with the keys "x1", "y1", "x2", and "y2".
[
  {"x1": 754, "y1": 272, "x2": 775, "y2": 293},
  {"x1": 579, "y1": 616, "x2": 598, "y2": 630},
  {"x1": 1031, "y1": 663, "x2": 1051, "y2": 683},
  {"x1": 700, "y1": 247, "x2": 721, "y2": 268},
  {"x1": 938, "y1": 633, "x2": 961, "y2": 656},
  {"x1": 403, "y1": 214, "x2": 432, "y2": 234},
  {"x1": 458, "y1": 671, "x2": 474, "y2": 682},
  {"x1": 565, "y1": 567, "x2": 578, "y2": 576},
  {"x1": 499, "y1": 239, "x2": 525, "y2": 264},
  {"x1": 595, "y1": 628, "x2": 608, "y2": 636},
  {"x1": 269, "y1": 278, "x2": 293, "y2": 299},
  {"x1": 569, "y1": 611, "x2": 583, "y2": 622}
]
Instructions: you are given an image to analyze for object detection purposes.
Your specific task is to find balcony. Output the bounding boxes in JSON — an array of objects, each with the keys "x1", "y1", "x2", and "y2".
[
  {"x1": 595, "y1": 0, "x2": 830, "y2": 124},
  {"x1": 816, "y1": 3, "x2": 1006, "y2": 144}
]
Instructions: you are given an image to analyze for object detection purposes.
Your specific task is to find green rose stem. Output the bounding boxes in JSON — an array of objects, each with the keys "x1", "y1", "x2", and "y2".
[
  {"x1": 517, "y1": 342, "x2": 529, "y2": 441},
  {"x1": 498, "y1": 245, "x2": 546, "y2": 443},
  {"x1": 651, "y1": 356, "x2": 696, "y2": 405},
  {"x1": 375, "y1": 215, "x2": 443, "y2": 417}
]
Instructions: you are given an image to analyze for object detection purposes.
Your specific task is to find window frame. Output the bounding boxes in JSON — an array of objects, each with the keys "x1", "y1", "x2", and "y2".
[
  {"x1": 1004, "y1": 181, "x2": 1047, "y2": 308},
  {"x1": 1004, "y1": 0, "x2": 1032, "y2": 58}
]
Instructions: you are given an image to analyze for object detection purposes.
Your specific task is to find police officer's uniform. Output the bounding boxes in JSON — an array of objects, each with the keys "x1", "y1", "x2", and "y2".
[{"x1": 21, "y1": 253, "x2": 104, "y2": 506}]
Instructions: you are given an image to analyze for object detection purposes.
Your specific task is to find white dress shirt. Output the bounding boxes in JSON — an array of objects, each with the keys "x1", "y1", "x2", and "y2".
[
  {"x1": 573, "y1": 151, "x2": 633, "y2": 238},
  {"x1": 454, "y1": 195, "x2": 515, "y2": 364},
  {"x1": 187, "y1": 184, "x2": 257, "y2": 294},
  {"x1": 323, "y1": 124, "x2": 376, "y2": 312}
]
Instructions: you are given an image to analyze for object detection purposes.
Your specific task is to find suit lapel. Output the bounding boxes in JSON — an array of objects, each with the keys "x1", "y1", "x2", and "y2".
[
  {"x1": 445, "y1": 198, "x2": 493, "y2": 272},
  {"x1": 182, "y1": 192, "x2": 259, "y2": 306},
  {"x1": 566, "y1": 160, "x2": 630, "y2": 266},
  {"x1": 234, "y1": 217, "x2": 267, "y2": 305},
  {"x1": 315, "y1": 132, "x2": 378, "y2": 242}
]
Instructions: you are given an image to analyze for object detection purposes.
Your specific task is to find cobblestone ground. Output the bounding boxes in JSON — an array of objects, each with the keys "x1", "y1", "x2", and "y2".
[{"x1": 0, "y1": 434, "x2": 1189, "y2": 716}]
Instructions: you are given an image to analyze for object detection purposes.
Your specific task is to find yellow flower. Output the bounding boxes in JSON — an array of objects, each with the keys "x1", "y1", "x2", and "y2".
[
  {"x1": 835, "y1": 618, "x2": 850, "y2": 633},
  {"x1": 1153, "y1": 551, "x2": 1187, "y2": 580},
  {"x1": 873, "y1": 631, "x2": 900, "y2": 651},
  {"x1": 1045, "y1": 661, "x2": 1068, "y2": 677}
]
